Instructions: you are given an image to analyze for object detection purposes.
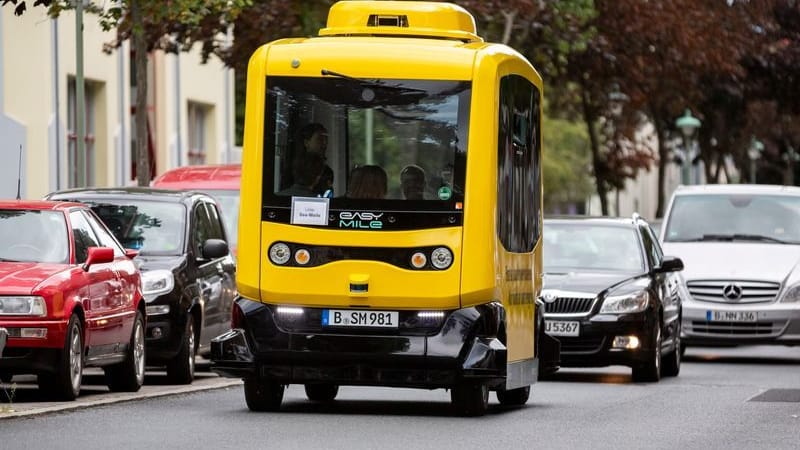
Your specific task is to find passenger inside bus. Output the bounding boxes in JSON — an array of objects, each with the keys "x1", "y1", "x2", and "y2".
[
  {"x1": 347, "y1": 165, "x2": 388, "y2": 199},
  {"x1": 400, "y1": 164, "x2": 426, "y2": 200},
  {"x1": 278, "y1": 152, "x2": 327, "y2": 197},
  {"x1": 299, "y1": 122, "x2": 334, "y2": 197}
]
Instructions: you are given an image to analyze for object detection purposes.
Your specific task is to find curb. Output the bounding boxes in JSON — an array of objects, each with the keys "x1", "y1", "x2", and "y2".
[{"x1": 0, "y1": 378, "x2": 242, "y2": 420}]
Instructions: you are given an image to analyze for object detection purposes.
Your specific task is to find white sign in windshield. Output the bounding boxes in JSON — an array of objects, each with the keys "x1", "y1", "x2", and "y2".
[{"x1": 290, "y1": 197, "x2": 329, "y2": 226}]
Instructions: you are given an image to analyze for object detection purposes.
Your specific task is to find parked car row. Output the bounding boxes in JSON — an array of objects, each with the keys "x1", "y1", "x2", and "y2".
[
  {"x1": 540, "y1": 184, "x2": 800, "y2": 382},
  {"x1": 0, "y1": 174, "x2": 238, "y2": 400}
]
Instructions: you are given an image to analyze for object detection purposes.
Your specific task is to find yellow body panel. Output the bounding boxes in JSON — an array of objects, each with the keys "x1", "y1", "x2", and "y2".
[
  {"x1": 260, "y1": 223, "x2": 463, "y2": 309},
  {"x1": 237, "y1": 1, "x2": 543, "y2": 366}
]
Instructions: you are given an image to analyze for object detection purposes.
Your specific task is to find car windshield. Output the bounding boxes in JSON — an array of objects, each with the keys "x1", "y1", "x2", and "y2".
[
  {"x1": 205, "y1": 190, "x2": 239, "y2": 248},
  {"x1": 86, "y1": 201, "x2": 187, "y2": 255},
  {"x1": 263, "y1": 76, "x2": 470, "y2": 218},
  {"x1": 543, "y1": 223, "x2": 644, "y2": 272},
  {"x1": 663, "y1": 194, "x2": 800, "y2": 244},
  {"x1": 0, "y1": 209, "x2": 69, "y2": 264}
]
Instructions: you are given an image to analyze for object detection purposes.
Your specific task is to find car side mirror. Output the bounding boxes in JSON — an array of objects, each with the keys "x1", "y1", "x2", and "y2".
[
  {"x1": 202, "y1": 239, "x2": 229, "y2": 260},
  {"x1": 655, "y1": 256, "x2": 684, "y2": 273},
  {"x1": 125, "y1": 248, "x2": 139, "y2": 259},
  {"x1": 83, "y1": 247, "x2": 115, "y2": 271}
]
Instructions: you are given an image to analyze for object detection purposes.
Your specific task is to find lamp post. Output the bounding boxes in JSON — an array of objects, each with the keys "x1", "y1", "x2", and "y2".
[
  {"x1": 675, "y1": 109, "x2": 701, "y2": 185},
  {"x1": 747, "y1": 136, "x2": 764, "y2": 184}
]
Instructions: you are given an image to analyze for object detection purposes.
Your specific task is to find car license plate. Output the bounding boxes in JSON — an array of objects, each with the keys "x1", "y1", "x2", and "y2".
[
  {"x1": 545, "y1": 320, "x2": 580, "y2": 337},
  {"x1": 707, "y1": 310, "x2": 757, "y2": 322},
  {"x1": 322, "y1": 309, "x2": 399, "y2": 328}
]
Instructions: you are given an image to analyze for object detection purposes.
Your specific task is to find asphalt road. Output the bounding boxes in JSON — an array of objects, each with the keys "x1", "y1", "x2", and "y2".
[{"x1": 1, "y1": 346, "x2": 799, "y2": 450}]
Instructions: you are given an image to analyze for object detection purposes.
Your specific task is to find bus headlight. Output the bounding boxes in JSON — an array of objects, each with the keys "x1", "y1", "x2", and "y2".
[
  {"x1": 269, "y1": 243, "x2": 291, "y2": 265},
  {"x1": 294, "y1": 248, "x2": 311, "y2": 265},
  {"x1": 430, "y1": 247, "x2": 453, "y2": 270},
  {"x1": 410, "y1": 252, "x2": 427, "y2": 269}
]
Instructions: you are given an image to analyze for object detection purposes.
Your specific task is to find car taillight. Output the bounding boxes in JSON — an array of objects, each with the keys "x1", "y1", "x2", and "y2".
[{"x1": 231, "y1": 302, "x2": 245, "y2": 329}]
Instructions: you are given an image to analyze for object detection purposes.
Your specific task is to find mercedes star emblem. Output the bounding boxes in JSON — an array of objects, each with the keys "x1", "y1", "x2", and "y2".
[{"x1": 722, "y1": 283, "x2": 743, "y2": 301}]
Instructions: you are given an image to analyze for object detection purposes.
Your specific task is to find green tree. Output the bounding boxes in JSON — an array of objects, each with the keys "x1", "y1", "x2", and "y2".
[{"x1": 542, "y1": 112, "x2": 593, "y2": 213}]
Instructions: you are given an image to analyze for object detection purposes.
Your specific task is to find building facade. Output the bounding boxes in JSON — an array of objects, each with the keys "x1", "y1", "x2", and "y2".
[{"x1": 0, "y1": 7, "x2": 235, "y2": 200}]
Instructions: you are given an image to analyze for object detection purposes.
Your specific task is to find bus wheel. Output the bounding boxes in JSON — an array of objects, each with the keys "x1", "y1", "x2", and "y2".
[
  {"x1": 496, "y1": 386, "x2": 530, "y2": 406},
  {"x1": 451, "y1": 382, "x2": 489, "y2": 417},
  {"x1": 244, "y1": 378, "x2": 284, "y2": 412},
  {"x1": 305, "y1": 383, "x2": 339, "y2": 402}
]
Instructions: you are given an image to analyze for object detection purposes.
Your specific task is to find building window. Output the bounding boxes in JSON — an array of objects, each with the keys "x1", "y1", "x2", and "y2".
[
  {"x1": 188, "y1": 102, "x2": 211, "y2": 165},
  {"x1": 67, "y1": 78, "x2": 96, "y2": 187}
]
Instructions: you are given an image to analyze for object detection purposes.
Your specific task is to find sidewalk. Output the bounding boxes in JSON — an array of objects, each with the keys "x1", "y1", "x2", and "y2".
[{"x1": 0, "y1": 361, "x2": 242, "y2": 420}]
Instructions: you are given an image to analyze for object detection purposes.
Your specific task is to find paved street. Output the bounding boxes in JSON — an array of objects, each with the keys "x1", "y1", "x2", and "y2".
[{"x1": 1, "y1": 346, "x2": 798, "y2": 449}]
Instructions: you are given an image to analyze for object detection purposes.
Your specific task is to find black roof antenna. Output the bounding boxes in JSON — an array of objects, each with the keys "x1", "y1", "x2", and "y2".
[{"x1": 16, "y1": 144, "x2": 22, "y2": 200}]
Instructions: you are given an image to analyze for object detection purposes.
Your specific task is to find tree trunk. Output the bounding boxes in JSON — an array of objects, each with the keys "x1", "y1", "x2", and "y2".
[
  {"x1": 650, "y1": 105, "x2": 668, "y2": 218},
  {"x1": 133, "y1": 0, "x2": 151, "y2": 187},
  {"x1": 500, "y1": 10, "x2": 516, "y2": 46},
  {"x1": 581, "y1": 87, "x2": 608, "y2": 215}
]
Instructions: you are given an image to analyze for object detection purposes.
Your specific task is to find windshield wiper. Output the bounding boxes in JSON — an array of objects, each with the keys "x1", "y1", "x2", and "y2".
[
  {"x1": 320, "y1": 68, "x2": 426, "y2": 93},
  {"x1": 0, "y1": 257, "x2": 21, "y2": 262},
  {"x1": 678, "y1": 233, "x2": 789, "y2": 244}
]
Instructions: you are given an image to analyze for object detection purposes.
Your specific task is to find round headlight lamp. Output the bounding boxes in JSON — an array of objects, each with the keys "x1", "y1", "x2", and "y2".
[
  {"x1": 269, "y1": 243, "x2": 291, "y2": 265},
  {"x1": 430, "y1": 247, "x2": 453, "y2": 270},
  {"x1": 410, "y1": 252, "x2": 427, "y2": 269},
  {"x1": 294, "y1": 248, "x2": 311, "y2": 265}
]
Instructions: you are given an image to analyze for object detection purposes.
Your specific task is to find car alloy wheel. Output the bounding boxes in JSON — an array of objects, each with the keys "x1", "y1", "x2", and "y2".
[{"x1": 68, "y1": 320, "x2": 83, "y2": 394}]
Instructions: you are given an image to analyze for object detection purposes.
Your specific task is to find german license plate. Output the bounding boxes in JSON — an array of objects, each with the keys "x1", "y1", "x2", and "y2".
[
  {"x1": 545, "y1": 320, "x2": 580, "y2": 337},
  {"x1": 322, "y1": 309, "x2": 399, "y2": 328},
  {"x1": 707, "y1": 310, "x2": 757, "y2": 322}
]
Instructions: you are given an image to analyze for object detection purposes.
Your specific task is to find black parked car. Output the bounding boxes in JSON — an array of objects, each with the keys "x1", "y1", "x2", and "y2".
[
  {"x1": 541, "y1": 215, "x2": 684, "y2": 382},
  {"x1": 46, "y1": 188, "x2": 236, "y2": 384}
]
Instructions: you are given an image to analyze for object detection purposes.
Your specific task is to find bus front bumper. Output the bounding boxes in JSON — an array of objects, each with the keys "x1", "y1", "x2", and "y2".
[{"x1": 210, "y1": 299, "x2": 507, "y2": 389}]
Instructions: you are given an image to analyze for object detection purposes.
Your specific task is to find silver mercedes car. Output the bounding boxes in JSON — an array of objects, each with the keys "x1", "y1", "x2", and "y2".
[{"x1": 660, "y1": 184, "x2": 800, "y2": 348}]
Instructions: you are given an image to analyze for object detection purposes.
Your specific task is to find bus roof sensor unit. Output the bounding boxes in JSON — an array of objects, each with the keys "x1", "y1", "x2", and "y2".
[{"x1": 319, "y1": 1, "x2": 483, "y2": 42}]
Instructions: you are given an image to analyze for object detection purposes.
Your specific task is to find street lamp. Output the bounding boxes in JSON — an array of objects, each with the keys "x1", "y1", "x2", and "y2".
[
  {"x1": 675, "y1": 109, "x2": 701, "y2": 185},
  {"x1": 747, "y1": 136, "x2": 764, "y2": 184}
]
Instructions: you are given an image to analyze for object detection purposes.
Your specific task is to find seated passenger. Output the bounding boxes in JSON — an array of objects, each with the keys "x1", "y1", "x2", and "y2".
[
  {"x1": 400, "y1": 164, "x2": 426, "y2": 200},
  {"x1": 347, "y1": 165, "x2": 388, "y2": 199},
  {"x1": 278, "y1": 153, "x2": 326, "y2": 197}
]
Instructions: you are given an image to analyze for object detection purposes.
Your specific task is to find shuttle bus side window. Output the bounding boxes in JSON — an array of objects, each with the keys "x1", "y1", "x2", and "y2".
[{"x1": 498, "y1": 75, "x2": 540, "y2": 253}]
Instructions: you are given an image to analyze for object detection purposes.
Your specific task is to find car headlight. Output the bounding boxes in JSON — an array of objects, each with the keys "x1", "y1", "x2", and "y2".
[
  {"x1": 141, "y1": 270, "x2": 175, "y2": 302},
  {"x1": 600, "y1": 291, "x2": 649, "y2": 314},
  {"x1": 780, "y1": 284, "x2": 800, "y2": 303},
  {"x1": 0, "y1": 296, "x2": 47, "y2": 316}
]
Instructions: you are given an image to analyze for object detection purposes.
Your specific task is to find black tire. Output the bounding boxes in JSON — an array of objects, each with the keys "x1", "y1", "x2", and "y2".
[
  {"x1": 244, "y1": 378, "x2": 284, "y2": 412},
  {"x1": 304, "y1": 383, "x2": 339, "y2": 402},
  {"x1": 451, "y1": 382, "x2": 489, "y2": 417},
  {"x1": 40, "y1": 315, "x2": 83, "y2": 400},
  {"x1": 496, "y1": 386, "x2": 530, "y2": 406},
  {"x1": 166, "y1": 318, "x2": 196, "y2": 385},
  {"x1": 662, "y1": 325, "x2": 681, "y2": 378},
  {"x1": 632, "y1": 324, "x2": 662, "y2": 383},
  {"x1": 105, "y1": 311, "x2": 146, "y2": 392}
]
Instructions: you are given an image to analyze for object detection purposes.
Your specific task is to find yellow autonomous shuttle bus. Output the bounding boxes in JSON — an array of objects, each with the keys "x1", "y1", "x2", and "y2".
[{"x1": 211, "y1": 0, "x2": 559, "y2": 416}]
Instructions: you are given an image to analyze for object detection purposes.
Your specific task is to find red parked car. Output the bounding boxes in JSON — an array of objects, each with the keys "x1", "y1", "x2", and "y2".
[
  {"x1": 152, "y1": 164, "x2": 241, "y2": 255},
  {"x1": 0, "y1": 200, "x2": 145, "y2": 400}
]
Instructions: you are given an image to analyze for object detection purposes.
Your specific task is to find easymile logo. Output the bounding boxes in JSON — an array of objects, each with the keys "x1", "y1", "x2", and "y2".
[{"x1": 339, "y1": 211, "x2": 383, "y2": 229}]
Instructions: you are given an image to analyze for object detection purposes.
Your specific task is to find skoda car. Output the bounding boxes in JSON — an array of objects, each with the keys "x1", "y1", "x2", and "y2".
[
  {"x1": 541, "y1": 216, "x2": 684, "y2": 382},
  {"x1": 660, "y1": 184, "x2": 800, "y2": 348}
]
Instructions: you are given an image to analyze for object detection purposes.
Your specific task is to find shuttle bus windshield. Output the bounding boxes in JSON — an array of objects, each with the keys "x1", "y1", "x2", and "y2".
[{"x1": 262, "y1": 76, "x2": 471, "y2": 229}]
